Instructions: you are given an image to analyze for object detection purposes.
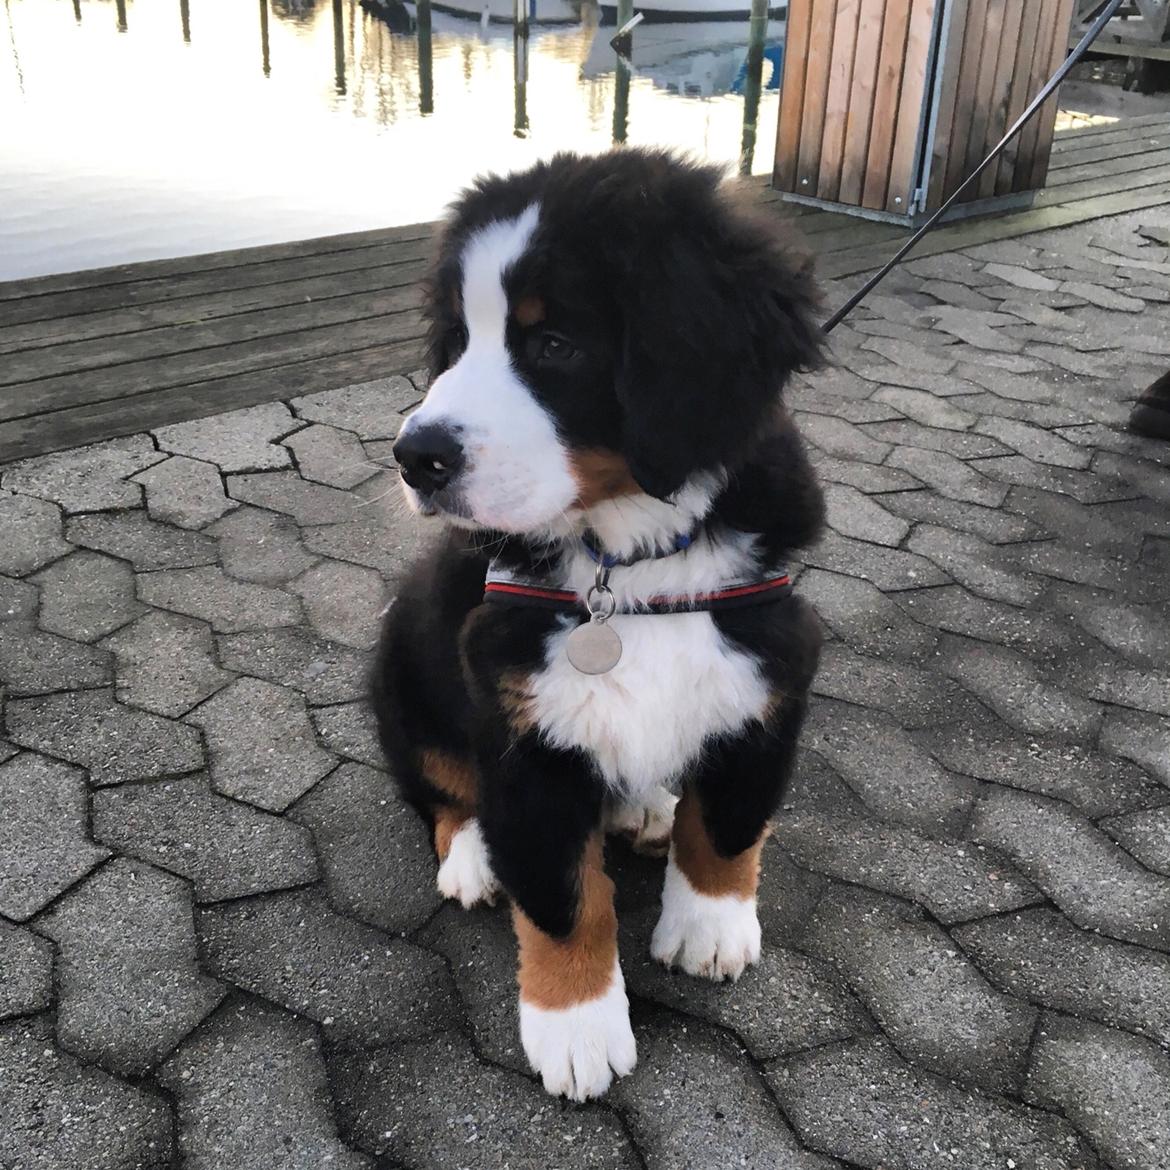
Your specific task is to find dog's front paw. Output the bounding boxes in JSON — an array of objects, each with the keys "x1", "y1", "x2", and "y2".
[
  {"x1": 436, "y1": 819, "x2": 500, "y2": 909},
  {"x1": 651, "y1": 854, "x2": 761, "y2": 981},
  {"x1": 606, "y1": 786, "x2": 678, "y2": 856},
  {"x1": 519, "y1": 964, "x2": 637, "y2": 1101}
]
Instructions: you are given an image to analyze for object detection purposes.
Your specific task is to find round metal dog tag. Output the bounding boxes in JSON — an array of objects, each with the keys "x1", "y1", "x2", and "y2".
[{"x1": 566, "y1": 618, "x2": 622, "y2": 675}]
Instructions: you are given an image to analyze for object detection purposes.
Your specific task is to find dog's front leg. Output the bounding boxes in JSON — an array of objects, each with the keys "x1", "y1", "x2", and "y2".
[
  {"x1": 652, "y1": 693, "x2": 809, "y2": 981},
  {"x1": 479, "y1": 747, "x2": 636, "y2": 1102}
]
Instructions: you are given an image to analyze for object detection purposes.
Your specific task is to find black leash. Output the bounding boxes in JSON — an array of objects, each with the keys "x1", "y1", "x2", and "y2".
[{"x1": 822, "y1": 0, "x2": 1129, "y2": 334}]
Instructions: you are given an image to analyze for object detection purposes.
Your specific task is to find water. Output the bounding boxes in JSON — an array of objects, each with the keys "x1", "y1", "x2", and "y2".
[{"x1": 0, "y1": 0, "x2": 783, "y2": 280}]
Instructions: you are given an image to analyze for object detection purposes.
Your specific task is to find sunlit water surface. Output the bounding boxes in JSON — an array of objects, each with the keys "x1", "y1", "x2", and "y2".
[{"x1": 1, "y1": 0, "x2": 782, "y2": 278}]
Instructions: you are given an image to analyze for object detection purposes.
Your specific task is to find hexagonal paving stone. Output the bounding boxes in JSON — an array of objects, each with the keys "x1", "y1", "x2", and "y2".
[
  {"x1": 774, "y1": 810, "x2": 1040, "y2": 924},
  {"x1": 291, "y1": 377, "x2": 421, "y2": 439},
  {"x1": 93, "y1": 774, "x2": 318, "y2": 902},
  {"x1": 973, "y1": 787, "x2": 1170, "y2": 950},
  {"x1": 226, "y1": 471, "x2": 356, "y2": 526},
  {"x1": 0, "y1": 920, "x2": 54, "y2": 1018},
  {"x1": 38, "y1": 858, "x2": 225, "y2": 1076},
  {"x1": 329, "y1": 1031, "x2": 639, "y2": 1168},
  {"x1": 198, "y1": 887, "x2": 456, "y2": 1046},
  {"x1": 612, "y1": 1012, "x2": 837, "y2": 1170},
  {"x1": 288, "y1": 559, "x2": 386, "y2": 649},
  {"x1": 283, "y1": 423, "x2": 378, "y2": 489},
  {"x1": 0, "y1": 491, "x2": 71, "y2": 576},
  {"x1": 300, "y1": 510, "x2": 431, "y2": 580},
  {"x1": 1028, "y1": 1016, "x2": 1170, "y2": 1170},
  {"x1": 0, "y1": 573, "x2": 38, "y2": 621},
  {"x1": 137, "y1": 565, "x2": 301, "y2": 633},
  {"x1": 769, "y1": 1035, "x2": 1099, "y2": 1170},
  {"x1": 186, "y1": 677, "x2": 336, "y2": 811},
  {"x1": 620, "y1": 906, "x2": 870, "y2": 1061},
  {"x1": 955, "y1": 907, "x2": 1170, "y2": 1048},
  {"x1": 311, "y1": 701, "x2": 383, "y2": 768},
  {"x1": 0, "y1": 434, "x2": 163, "y2": 512},
  {"x1": 0, "y1": 752, "x2": 109, "y2": 921},
  {"x1": 207, "y1": 506, "x2": 317, "y2": 585},
  {"x1": 804, "y1": 700, "x2": 977, "y2": 835},
  {"x1": 65, "y1": 509, "x2": 218, "y2": 571},
  {"x1": 823, "y1": 483, "x2": 911, "y2": 547},
  {"x1": 6, "y1": 689, "x2": 204, "y2": 787},
  {"x1": 0, "y1": 1016, "x2": 173, "y2": 1169},
  {"x1": 215, "y1": 627, "x2": 369, "y2": 704},
  {"x1": 152, "y1": 402, "x2": 296, "y2": 472},
  {"x1": 103, "y1": 610, "x2": 234, "y2": 717},
  {"x1": 289, "y1": 762, "x2": 439, "y2": 933},
  {"x1": 132, "y1": 455, "x2": 238, "y2": 529},
  {"x1": 158, "y1": 1000, "x2": 372, "y2": 1170},
  {"x1": 0, "y1": 622, "x2": 113, "y2": 696},
  {"x1": 32, "y1": 550, "x2": 143, "y2": 642},
  {"x1": 801, "y1": 886, "x2": 1036, "y2": 1093},
  {"x1": 914, "y1": 721, "x2": 1164, "y2": 819}
]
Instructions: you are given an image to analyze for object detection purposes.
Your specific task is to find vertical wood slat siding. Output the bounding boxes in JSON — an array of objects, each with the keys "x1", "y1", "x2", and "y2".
[
  {"x1": 1026, "y1": 0, "x2": 1076, "y2": 190},
  {"x1": 861, "y1": 0, "x2": 914, "y2": 208},
  {"x1": 994, "y1": 0, "x2": 1045, "y2": 195},
  {"x1": 885, "y1": 0, "x2": 939, "y2": 213},
  {"x1": 838, "y1": 0, "x2": 887, "y2": 206},
  {"x1": 943, "y1": 0, "x2": 990, "y2": 196},
  {"x1": 773, "y1": 0, "x2": 1074, "y2": 212},
  {"x1": 774, "y1": 0, "x2": 813, "y2": 191},
  {"x1": 977, "y1": 0, "x2": 1027, "y2": 199},
  {"x1": 819, "y1": 0, "x2": 864, "y2": 202},
  {"x1": 795, "y1": 0, "x2": 839, "y2": 195},
  {"x1": 924, "y1": 0, "x2": 972, "y2": 207}
]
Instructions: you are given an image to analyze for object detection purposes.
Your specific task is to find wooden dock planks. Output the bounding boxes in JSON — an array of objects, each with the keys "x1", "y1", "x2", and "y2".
[{"x1": 1, "y1": 117, "x2": 1168, "y2": 463}]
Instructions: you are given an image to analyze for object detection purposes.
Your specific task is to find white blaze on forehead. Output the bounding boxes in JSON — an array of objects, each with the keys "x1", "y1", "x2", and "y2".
[
  {"x1": 461, "y1": 204, "x2": 540, "y2": 343},
  {"x1": 401, "y1": 200, "x2": 579, "y2": 533}
]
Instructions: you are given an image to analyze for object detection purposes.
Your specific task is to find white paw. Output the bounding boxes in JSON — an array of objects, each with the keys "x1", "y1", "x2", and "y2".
[
  {"x1": 650, "y1": 852, "x2": 761, "y2": 981},
  {"x1": 519, "y1": 962, "x2": 637, "y2": 1102},
  {"x1": 606, "y1": 786, "x2": 678, "y2": 856},
  {"x1": 436, "y1": 819, "x2": 499, "y2": 909}
]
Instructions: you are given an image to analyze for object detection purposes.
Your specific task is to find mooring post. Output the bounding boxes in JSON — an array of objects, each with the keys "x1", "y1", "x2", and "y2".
[
  {"x1": 418, "y1": 0, "x2": 434, "y2": 114},
  {"x1": 180, "y1": 0, "x2": 191, "y2": 42},
  {"x1": 612, "y1": 0, "x2": 633, "y2": 144},
  {"x1": 515, "y1": 0, "x2": 529, "y2": 39},
  {"x1": 740, "y1": 0, "x2": 768, "y2": 174},
  {"x1": 115, "y1": 0, "x2": 128, "y2": 31},
  {"x1": 259, "y1": 0, "x2": 271, "y2": 76},
  {"x1": 514, "y1": 20, "x2": 530, "y2": 136},
  {"x1": 332, "y1": 0, "x2": 346, "y2": 93}
]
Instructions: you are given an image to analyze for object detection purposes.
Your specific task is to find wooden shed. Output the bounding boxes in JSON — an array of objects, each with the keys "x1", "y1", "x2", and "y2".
[{"x1": 773, "y1": 0, "x2": 1077, "y2": 222}]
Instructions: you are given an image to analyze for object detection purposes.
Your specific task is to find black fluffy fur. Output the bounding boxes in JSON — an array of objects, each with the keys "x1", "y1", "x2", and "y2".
[{"x1": 372, "y1": 149, "x2": 826, "y2": 939}]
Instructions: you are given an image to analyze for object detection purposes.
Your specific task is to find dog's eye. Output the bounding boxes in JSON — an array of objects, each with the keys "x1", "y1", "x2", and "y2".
[{"x1": 538, "y1": 333, "x2": 577, "y2": 363}]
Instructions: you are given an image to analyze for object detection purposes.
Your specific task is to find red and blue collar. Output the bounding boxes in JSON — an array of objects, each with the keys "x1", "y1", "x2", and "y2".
[{"x1": 483, "y1": 530, "x2": 791, "y2": 615}]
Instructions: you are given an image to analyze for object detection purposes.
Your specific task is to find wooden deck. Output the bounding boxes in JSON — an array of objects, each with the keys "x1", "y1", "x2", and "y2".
[{"x1": 2, "y1": 112, "x2": 1168, "y2": 463}]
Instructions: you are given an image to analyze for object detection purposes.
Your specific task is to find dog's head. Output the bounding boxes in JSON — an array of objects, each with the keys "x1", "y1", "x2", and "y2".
[{"x1": 394, "y1": 150, "x2": 822, "y2": 537}]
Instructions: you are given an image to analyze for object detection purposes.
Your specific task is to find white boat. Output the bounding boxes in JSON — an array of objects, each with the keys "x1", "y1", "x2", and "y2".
[
  {"x1": 365, "y1": 0, "x2": 580, "y2": 25},
  {"x1": 582, "y1": 17, "x2": 784, "y2": 96},
  {"x1": 600, "y1": 0, "x2": 786, "y2": 22}
]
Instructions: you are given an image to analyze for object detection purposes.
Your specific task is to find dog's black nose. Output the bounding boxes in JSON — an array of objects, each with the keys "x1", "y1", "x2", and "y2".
[{"x1": 393, "y1": 424, "x2": 465, "y2": 496}]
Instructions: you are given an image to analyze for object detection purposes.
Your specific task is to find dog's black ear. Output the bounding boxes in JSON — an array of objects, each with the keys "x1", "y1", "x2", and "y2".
[
  {"x1": 422, "y1": 239, "x2": 464, "y2": 382},
  {"x1": 614, "y1": 201, "x2": 823, "y2": 500}
]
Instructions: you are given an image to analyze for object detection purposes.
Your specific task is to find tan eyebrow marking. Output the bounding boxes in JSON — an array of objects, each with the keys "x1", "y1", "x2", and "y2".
[{"x1": 513, "y1": 296, "x2": 546, "y2": 327}]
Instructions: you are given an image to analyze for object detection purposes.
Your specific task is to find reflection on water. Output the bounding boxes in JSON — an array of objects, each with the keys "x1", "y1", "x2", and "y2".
[{"x1": 0, "y1": 0, "x2": 782, "y2": 279}]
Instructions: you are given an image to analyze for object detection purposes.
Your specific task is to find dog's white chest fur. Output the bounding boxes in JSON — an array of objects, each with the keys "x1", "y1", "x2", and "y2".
[{"x1": 529, "y1": 611, "x2": 770, "y2": 797}]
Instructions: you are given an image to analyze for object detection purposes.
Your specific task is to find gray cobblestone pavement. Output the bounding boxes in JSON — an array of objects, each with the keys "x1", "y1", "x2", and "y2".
[{"x1": 1, "y1": 210, "x2": 1169, "y2": 1169}]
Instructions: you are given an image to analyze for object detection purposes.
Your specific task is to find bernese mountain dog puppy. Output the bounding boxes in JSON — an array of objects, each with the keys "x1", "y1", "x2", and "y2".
[{"x1": 372, "y1": 149, "x2": 825, "y2": 1101}]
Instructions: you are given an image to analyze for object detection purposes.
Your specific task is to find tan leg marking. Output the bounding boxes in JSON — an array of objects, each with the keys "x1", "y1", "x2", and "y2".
[
  {"x1": 671, "y1": 789, "x2": 765, "y2": 900},
  {"x1": 420, "y1": 749, "x2": 477, "y2": 859},
  {"x1": 514, "y1": 836, "x2": 618, "y2": 1010}
]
